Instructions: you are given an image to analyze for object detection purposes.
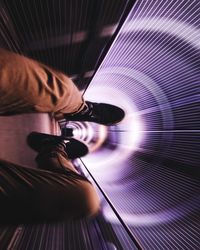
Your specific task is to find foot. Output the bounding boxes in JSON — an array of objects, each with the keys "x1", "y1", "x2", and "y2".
[
  {"x1": 27, "y1": 132, "x2": 88, "y2": 159},
  {"x1": 64, "y1": 101, "x2": 125, "y2": 125}
]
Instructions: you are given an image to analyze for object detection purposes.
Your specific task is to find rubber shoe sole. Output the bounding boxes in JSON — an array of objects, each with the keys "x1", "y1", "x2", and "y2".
[
  {"x1": 27, "y1": 132, "x2": 88, "y2": 159},
  {"x1": 64, "y1": 102, "x2": 125, "y2": 125}
]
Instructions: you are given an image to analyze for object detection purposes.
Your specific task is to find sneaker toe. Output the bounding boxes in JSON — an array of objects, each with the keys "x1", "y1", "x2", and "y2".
[
  {"x1": 65, "y1": 139, "x2": 89, "y2": 159},
  {"x1": 98, "y1": 103, "x2": 125, "y2": 125}
]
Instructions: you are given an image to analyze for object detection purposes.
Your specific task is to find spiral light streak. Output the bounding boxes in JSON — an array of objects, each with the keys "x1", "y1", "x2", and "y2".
[{"x1": 82, "y1": 0, "x2": 200, "y2": 249}]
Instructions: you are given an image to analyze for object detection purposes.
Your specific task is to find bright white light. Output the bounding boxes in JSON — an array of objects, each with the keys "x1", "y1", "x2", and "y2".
[{"x1": 83, "y1": 85, "x2": 144, "y2": 176}]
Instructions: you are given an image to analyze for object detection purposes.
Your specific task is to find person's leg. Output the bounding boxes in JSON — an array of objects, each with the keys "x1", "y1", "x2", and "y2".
[
  {"x1": 0, "y1": 48, "x2": 125, "y2": 125},
  {"x1": 0, "y1": 138, "x2": 100, "y2": 224},
  {"x1": 0, "y1": 48, "x2": 84, "y2": 116},
  {"x1": 33, "y1": 139, "x2": 100, "y2": 220}
]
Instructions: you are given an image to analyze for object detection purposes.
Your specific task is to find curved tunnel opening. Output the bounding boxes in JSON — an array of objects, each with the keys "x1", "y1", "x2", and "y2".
[
  {"x1": 0, "y1": 0, "x2": 199, "y2": 249},
  {"x1": 61, "y1": 2, "x2": 200, "y2": 248}
]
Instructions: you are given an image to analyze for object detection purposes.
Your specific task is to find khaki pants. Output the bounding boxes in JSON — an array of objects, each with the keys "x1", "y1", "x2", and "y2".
[
  {"x1": 0, "y1": 49, "x2": 100, "y2": 224},
  {"x1": 0, "y1": 48, "x2": 84, "y2": 117},
  {"x1": 0, "y1": 150, "x2": 100, "y2": 224}
]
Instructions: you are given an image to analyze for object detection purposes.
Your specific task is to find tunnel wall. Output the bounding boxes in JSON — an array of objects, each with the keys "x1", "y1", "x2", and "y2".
[{"x1": 82, "y1": 0, "x2": 200, "y2": 249}]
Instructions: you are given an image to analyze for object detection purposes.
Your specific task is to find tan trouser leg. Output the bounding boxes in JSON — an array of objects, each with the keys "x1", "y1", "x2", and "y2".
[
  {"x1": 0, "y1": 155, "x2": 100, "y2": 224},
  {"x1": 0, "y1": 48, "x2": 85, "y2": 116}
]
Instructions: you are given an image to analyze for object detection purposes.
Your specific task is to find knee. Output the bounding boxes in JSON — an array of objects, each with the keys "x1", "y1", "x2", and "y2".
[
  {"x1": 35, "y1": 181, "x2": 100, "y2": 222},
  {"x1": 76, "y1": 182, "x2": 100, "y2": 218}
]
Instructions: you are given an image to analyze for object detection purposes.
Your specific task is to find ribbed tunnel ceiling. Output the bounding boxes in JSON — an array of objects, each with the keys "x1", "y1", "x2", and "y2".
[
  {"x1": 82, "y1": 0, "x2": 200, "y2": 249},
  {"x1": 0, "y1": 0, "x2": 134, "y2": 89}
]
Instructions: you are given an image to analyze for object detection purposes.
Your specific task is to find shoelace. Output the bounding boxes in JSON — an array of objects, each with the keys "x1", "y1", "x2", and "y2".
[{"x1": 80, "y1": 102, "x2": 94, "y2": 116}]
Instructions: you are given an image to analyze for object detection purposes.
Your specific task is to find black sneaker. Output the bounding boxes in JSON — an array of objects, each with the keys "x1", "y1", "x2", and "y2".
[
  {"x1": 27, "y1": 132, "x2": 88, "y2": 159},
  {"x1": 64, "y1": 101, "x2": 125, "y2": 125}
]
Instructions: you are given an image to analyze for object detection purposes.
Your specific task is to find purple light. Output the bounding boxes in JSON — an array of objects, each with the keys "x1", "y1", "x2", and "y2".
[{"x1": 81, "y1": 0, "x2": 200, "y2": 249}]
